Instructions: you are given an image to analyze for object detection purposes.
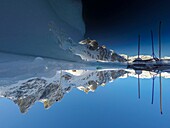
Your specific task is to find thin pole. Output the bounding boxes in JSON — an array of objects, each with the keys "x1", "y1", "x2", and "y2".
[
  {"x1": 138, "y1": 34, "x2": 141, "y2": 59},
  {"x1": 151, "y1": 77, "x2": 155, "y2": 104},
  {"x1": 159, "y1": 73, "x2": 163, "y2": 115},
  {"x1": 158, "y1": 21, "x2": 162, "y2": 59},
  {"x1": 138, "y1": 74, "x2": 140, "y2": 99},
  {"x1": 151, "y1": 30, "x2": 155, "y2": 59}
]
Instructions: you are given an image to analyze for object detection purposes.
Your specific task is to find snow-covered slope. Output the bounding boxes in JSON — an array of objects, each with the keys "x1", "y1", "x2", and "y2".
[
  {"x1": 0, "y1": 0, "x2": 127, "y2": 63},
  {"x1": 0, "y1": 0, "x2": 84, "y2": 61},
  {"x1": 0, "y1": 52, "x2": 128, "y2": 86},
  {"x1": 48, "y1": 25, "x2": 127, "y2": 62},
  {"x1": 0, "y1": 69, "x2": 127, "y2": 113},
  {"x1": 1, "y1": 67, "x2": 170, "y2": 113}
]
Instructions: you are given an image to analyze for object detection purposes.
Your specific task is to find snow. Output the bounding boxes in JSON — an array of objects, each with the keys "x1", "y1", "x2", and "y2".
[
  {"x1": 0, "y1": 51, "x2": 128, "y2": 86},
  {"x1": 121, "y1": 54, "x2": 170, "y2": 62},
  {"x1": 0, "y1": 64, "x2": 170, "y2": 113},
  {"x1": 0, "y1": 69, "x2": 127, "y2": 113},
  {"x1": 0, "y1": 0, "x2": 84, "y2": 61},
  {"x1": 123, "y1": 69, "x2": 170, "y2": 79}
]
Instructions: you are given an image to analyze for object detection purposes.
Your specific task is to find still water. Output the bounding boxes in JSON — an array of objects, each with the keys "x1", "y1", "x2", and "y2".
[{"x1": 0, "y1": 69, "x2": 170, "y2": 128}]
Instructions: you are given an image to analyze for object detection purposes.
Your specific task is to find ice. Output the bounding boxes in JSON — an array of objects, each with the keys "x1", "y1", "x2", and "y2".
[
  {"x1": 0, "y1": 52, "x2": 128, "y2": 86},
  {"x1": 0, "y1": 0, "x2": 85, "y2": 61}
]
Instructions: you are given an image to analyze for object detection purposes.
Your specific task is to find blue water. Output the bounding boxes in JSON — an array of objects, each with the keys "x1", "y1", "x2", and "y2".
[{"x1": 0, "y1": 77, "x2": 170, "y2": 128}]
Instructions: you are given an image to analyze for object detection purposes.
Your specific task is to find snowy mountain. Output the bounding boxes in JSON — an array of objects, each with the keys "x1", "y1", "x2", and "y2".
[
  {"x1": 1, "y1": 0, "x2": 170, "y2": 114},
  {"x1": 1, "y1": 67, "x2": 170, "y2": 113},
  {"x1": 124, "y1": 69, "x2": 170, "y2": 79},
  {"x1": 77, "y1": 39, "x2": 127, "y2": 62},
  {"x1": 0, "y1": 70, "x2": 127, "y2": 113},
  {"x1": 49, "y1": 22, "x2": 127, "y2": 62},
  {"x1": 0, "y1": 0, "x2": 127, "y2": 63},
  {"x1": 121, "y1": 54, "x2": 170, "y2": 62}
]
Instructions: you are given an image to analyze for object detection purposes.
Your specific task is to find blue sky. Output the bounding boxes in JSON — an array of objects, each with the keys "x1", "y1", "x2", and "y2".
[{"x1": 83, "y1": 0, "x2": 170, "y2": 57}]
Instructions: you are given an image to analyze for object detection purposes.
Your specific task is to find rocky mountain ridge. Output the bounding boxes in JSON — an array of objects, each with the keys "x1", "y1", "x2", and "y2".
[{"x1": 0, "y1": 70, "x2": 127, "y2": 113}]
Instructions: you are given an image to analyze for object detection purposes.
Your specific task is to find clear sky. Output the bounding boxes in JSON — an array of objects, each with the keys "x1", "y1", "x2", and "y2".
[{"x1": 82, "y1": 0, "x2": 170, "y2": 56}]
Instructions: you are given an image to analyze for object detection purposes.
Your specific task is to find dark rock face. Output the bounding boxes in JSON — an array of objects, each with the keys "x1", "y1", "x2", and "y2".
[
  {"x1": 80, "y1": 39, "x2": 127, "y2": 62},
  {"x1": 111, "y1": 52, "x2": 127, "y2": 62}
]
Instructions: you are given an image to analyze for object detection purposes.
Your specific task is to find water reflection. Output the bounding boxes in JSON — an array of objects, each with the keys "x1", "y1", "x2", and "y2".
[
  {"x1": 0, "y1": 69, "x2": 127, "y2": 113},
  {"x1": 0, "y1": 69, "x2": 170, "y2": 114}
]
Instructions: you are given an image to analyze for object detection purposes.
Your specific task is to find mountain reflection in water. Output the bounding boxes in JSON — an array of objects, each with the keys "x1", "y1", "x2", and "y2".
[{"x1": 0, "y1": 69, "x2": 170, "y2": 114}]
